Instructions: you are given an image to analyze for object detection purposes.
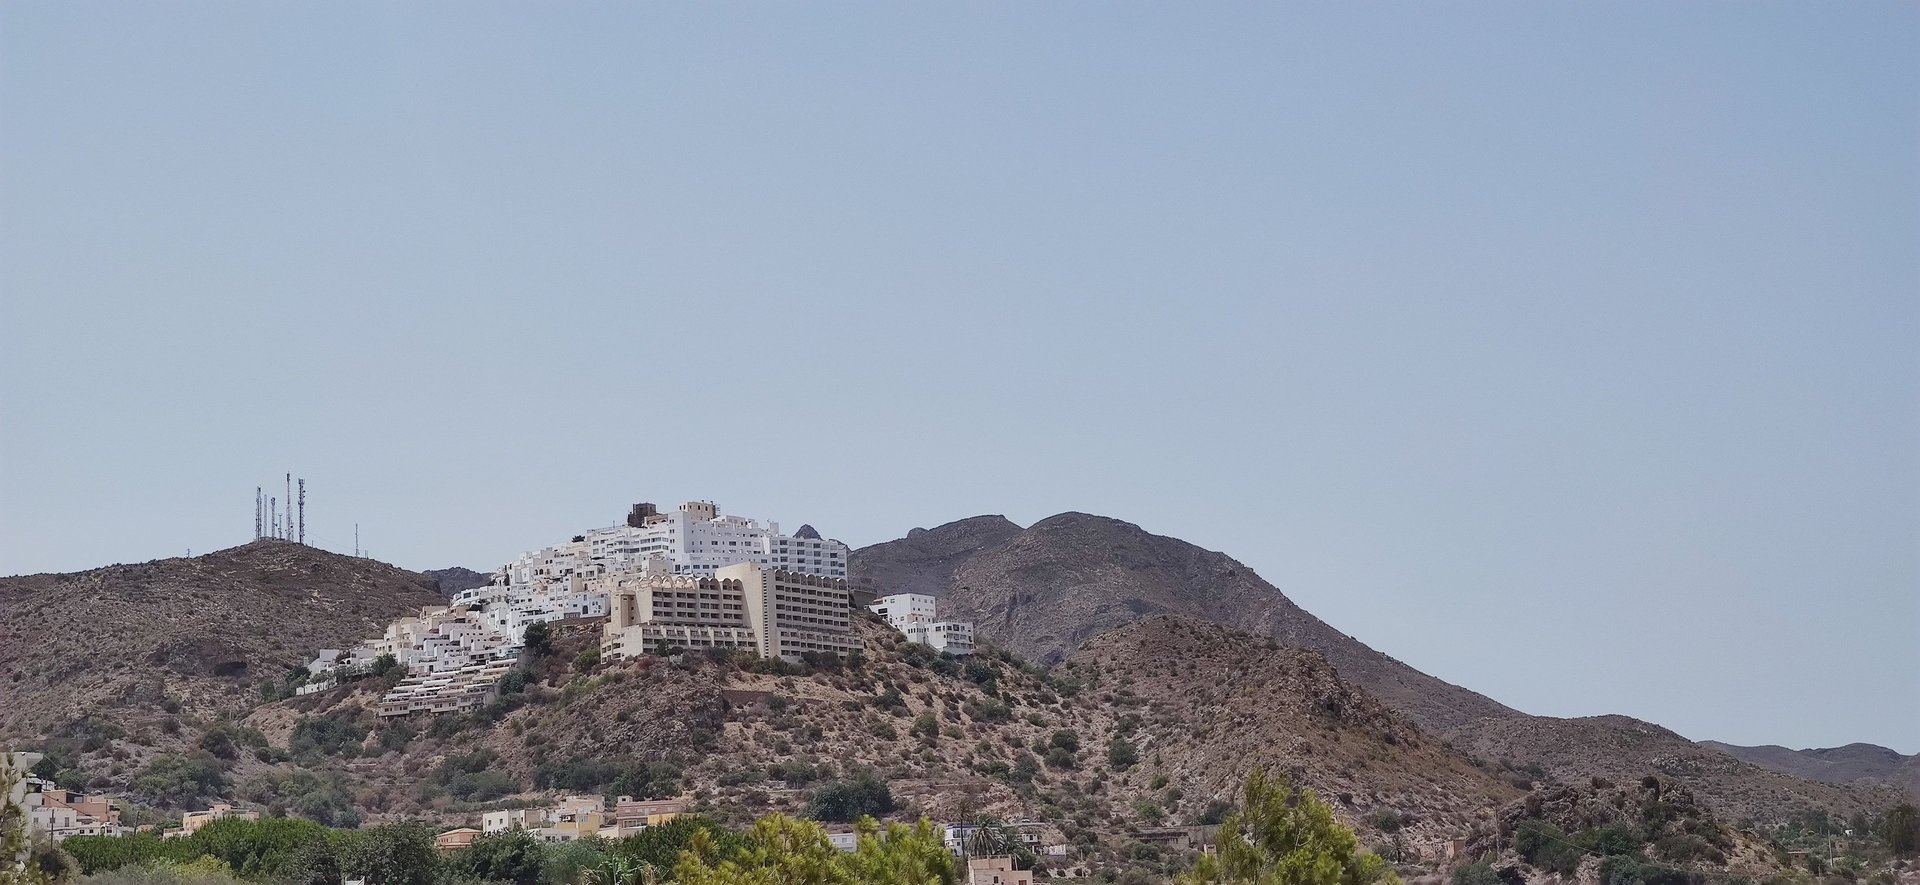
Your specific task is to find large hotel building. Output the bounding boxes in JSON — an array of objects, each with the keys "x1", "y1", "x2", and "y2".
[{"x1": 598, "y1": 560, "x2": 859, "y2": 663}]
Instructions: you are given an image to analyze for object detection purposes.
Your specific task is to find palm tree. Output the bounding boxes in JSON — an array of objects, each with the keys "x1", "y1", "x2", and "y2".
[{"x1": 581, "y1": 856, "x2": 657, "y2": 885}]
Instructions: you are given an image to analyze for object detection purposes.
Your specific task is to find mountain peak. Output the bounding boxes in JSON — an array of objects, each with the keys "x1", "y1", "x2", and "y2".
[{"x1": 852, "y1": 511, "x2": 1518, "y2": 733}]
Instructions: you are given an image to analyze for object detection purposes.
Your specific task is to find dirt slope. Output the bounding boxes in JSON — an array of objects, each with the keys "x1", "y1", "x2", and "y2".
[{"x1": 0, "y1": 539, "x2": 447, "y2": 741}]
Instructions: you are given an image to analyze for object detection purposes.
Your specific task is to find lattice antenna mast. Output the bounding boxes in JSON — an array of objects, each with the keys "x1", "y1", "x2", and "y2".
[
  {"x1": 284, "y1": 473, "x2": 292, "y2": 540},
  {"x1": 297, "y1": 478, "x2": 306, "y2": 545},
  {"x1": 270, "y1": 497, "x2": 279, "y2": 538},
  {"x1": 254, "y1": 487, "x2": 263, "y2": 539}
]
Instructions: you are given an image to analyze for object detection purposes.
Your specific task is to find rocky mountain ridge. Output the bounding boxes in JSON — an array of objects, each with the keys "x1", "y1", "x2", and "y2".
[
  {"x1": 850, "y1": 511, "x2": 1907, "y2": 825},
  {"x1": 1699, "y1": 741, "x2": 1920, "y2": 799},
  {"x1": 852, "y1": 512, "x2": 1518, "y2": 736}
]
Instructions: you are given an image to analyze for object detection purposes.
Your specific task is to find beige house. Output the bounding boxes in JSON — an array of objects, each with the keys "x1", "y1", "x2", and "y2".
[
  {"x1": 170, "y1": 804, "x2": 258, "y2": 838},
  {"x1": 482, "y1": 796, "x2": 609, "y2": 843},
  {"x1": 434, "y1": 828, "x2": 481, "y2": 852},
  {"x1": 611, "y1": 795, "x2": 689, "y2": 830},
  {"x1": 966, "y1": 856, "x2": 1034, "y2": 885}
]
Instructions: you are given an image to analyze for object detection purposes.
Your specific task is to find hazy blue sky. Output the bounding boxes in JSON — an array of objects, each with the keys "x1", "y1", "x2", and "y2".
[{"x1": 3, "y1": 3, "x2": 1914, "y2": 752}]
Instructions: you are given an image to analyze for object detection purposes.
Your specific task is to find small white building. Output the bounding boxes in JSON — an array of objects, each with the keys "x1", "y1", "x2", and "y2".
[
  {"x1": 482, "y1": 808, "x2": 545, "y2": 833},
  {"x1": 872, "y1": 593, "x2": 975, "y2": 656}
]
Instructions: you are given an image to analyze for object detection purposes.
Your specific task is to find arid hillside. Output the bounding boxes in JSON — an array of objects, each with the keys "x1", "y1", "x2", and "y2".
[
  {"x1": 852, "y1": 512, "x2": 1519, "y2": 735},
  {"x1": 0, "y1": 540, "x2": 447, "y2": 741},
  {"x1": 28, "y1": 613, "x2": 1527, "y2": 877},
  {"x1": 851, "y1": 512, "x2": 1906, "y2": 828},
  {"x1": 1448, "y1": 715, "x2": 1904, "y2": 824}
]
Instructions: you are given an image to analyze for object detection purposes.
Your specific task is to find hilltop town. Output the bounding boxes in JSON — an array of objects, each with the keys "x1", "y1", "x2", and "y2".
[{"x1": 2, "y1": 500, "x2": 1915, "y2": 885}]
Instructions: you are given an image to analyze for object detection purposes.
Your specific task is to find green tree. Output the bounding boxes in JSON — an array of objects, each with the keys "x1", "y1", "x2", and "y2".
[
  {"x1": 673, "y1": 814, "x2": 955, "y2": 885},
  {"x1": 279, "y1": 837, "x2": 343, "y2": 885},
  {"x1": 582, "y1": 855, "x2": 654, "y2": 885},
  {"x1": 131, "y1": 755, "x2": 227, "y2": 807},
  {"x1": 1177, "y1": 768, "x2": 1398, "y2": 885},
  {"x1": 1108, "y1": 737, "x2": 1139, "y2": 770},
  {"x1": 188, "y1": 817, "x2": 331, "y2": 879},
  {"x1": 339, "y1": 822, "x2": 439, "y2": 885},
  {"x1": 369, "y1": 654, "x2": 403, "y2": 681},
  {"x1": 609, "y1": 816, "x2": 743, "y2": 874},
  {"x1": 1883, "y1": 802, "x2": 1920, "y2": 857},
  {"x1": 844, "y1": 818, "x2": 959, "y2": 885},
  {"x1": 805, "y1": 775, "x2": 894, "y2": 824},
  {"x1": 522, "y1": 622, "x2": 554, "y2": 657},
  {"x1": 448, "y1": 831, "x2": 545, "y2": 885},
  {"x1": 965, "y1": 817, "x2": 1036, "y2": 870}
]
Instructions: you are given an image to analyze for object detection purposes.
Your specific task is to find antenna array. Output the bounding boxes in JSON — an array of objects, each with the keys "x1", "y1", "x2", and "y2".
[{"x1": 252, "y1": 473, "x2": 312, "y2": 546}]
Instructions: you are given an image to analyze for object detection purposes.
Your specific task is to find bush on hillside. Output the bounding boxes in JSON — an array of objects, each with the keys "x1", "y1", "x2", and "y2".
[
  {"x1": 805, "y1": 773, "x2": 894, "y2": 823},
  {"x1": 1600, "y1": 854, "x2": 1700, "y2": 885},
  {"x1": 1514, "y1": 819, "x2": 1583, "y2": 876},
  {"x1": 132, "y1": 755, "x2": 227, "y2": 807},
  {"x1": 1452, "y1": 863, "x2": 1500, "y2": 885},
  {"x1": 288, "y1": 717, "x2": 367, "y2": 759}
]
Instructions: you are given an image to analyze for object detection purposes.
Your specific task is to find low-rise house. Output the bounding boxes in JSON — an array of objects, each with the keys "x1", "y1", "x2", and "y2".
[
  {"x1": 965, "y1": 856, "x2": 1034, "y2": 885},
  {"x1": 612, "y1": 795, "x2": 688, "y2": 829},
  {"x1": 871, "y1": 593, "x2": 974, "y2": 655},
  {"x1": 1132, "y1": 825, "x2": 1218, "y2": 854},
  {"x1": 434, "y1": 828, "x2": 482, "y2": 852},
  {"x1": 595, "y1": 822, "x2": 649, "y2": 840},
  {"x1": 827, "y1": 831, "x2": 859, "y2": 852},
  {"x1": 484, "y1": 796, "x2": 609, "y2": 843},
  {"x1": 170, "y1": 804, "x2": 258, "y2": 838},
  {"x1": 27, "y1": 788, "x2": 126, "y2": 840},
  {"x1": 533, "y1": 810, "x2": 604, "y2": 843},
  {"x1": 482, "y1": 808, "x2": 546, "y2": 833}
]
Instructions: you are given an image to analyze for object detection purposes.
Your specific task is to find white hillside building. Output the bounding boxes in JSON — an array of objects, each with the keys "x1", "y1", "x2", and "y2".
[
  {"x1": 871, "y1": 593, "x2": 975, "y2": 655},
  {"x1": 451, "y1": 500, "x2": 847, "y2": 641},
  {"x1": 585, "y1": 501, "x2": 849, "y2": 579}
]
